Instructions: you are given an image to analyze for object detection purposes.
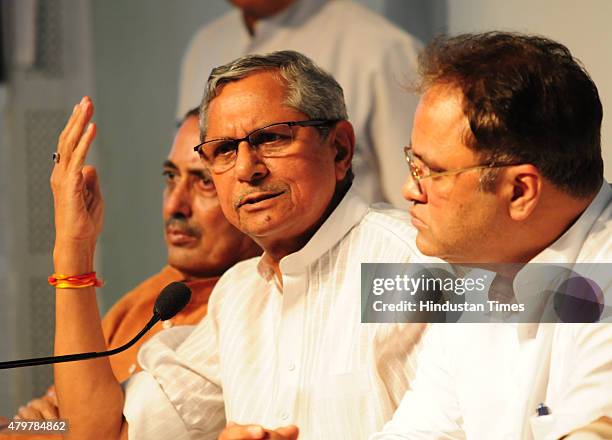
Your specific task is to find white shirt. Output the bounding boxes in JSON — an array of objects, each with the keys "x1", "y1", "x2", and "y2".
[
  {"x1": 371, "y1": 183, "x2": 612, "y2": 440},
  {"x1": 124, "y1": 188, "x2": 437, "y2": 439},
  {"x1": 177, "y1": 0, "x2": 421, "y2": 207}
]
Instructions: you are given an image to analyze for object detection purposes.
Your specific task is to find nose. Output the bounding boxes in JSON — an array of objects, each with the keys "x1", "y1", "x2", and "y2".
[
  {"x1": 164, "y1": 178, "x2": 192, "y2": 218},
  {"x1": 234, "y1": 141, "x2": 269, "y2": 182},
  {"x1": 402, "y1": 174, "x2": 427, "y2": 204}
]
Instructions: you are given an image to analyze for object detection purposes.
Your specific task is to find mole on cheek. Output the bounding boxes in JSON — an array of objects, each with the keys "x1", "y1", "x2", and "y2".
[{"x1": 264, "y1": 215, "x2": 271, "y2": 222}]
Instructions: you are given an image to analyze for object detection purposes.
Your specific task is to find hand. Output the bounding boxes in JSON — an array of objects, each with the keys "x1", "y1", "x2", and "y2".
[
  {"x1": 219, "y1": 422, "x2": 299, "y2": 440},
  {"x1": 15, "y1": 387, "x2": 59, "y2": 420},
  {"x1": 50, "y1": 96, "x2": 103, "y2": 271}
]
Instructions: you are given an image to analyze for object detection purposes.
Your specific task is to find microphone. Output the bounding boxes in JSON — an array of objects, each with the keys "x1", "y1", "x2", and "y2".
[{"x1": 0, "y1": 281, "x2": 191, "y2": 370}]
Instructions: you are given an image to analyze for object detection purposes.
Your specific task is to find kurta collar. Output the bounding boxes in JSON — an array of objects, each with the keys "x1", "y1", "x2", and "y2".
[
  {"x1": 257, "y1": 186, "x2": 369, "y2": 281},
  {"x1": 527, "y1": 181, "x2": 611, "y2": 265},
  {"x1": 513, "y1": 182, "x2": 611, "y2": 339},
  {"x1": 244, "y1": 0, "x2": 328, "y2": 43}
]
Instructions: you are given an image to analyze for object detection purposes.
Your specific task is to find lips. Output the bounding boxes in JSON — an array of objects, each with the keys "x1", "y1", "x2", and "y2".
[
  {"x1": 238, "y1": 191, "x2": 284, "y2": 208},
  {"x1": 409, "y1": 208, "x2": 428, "y2": 229},
  {"x1": 166, "y1": 227, "x2": 198, "y2": 246}
]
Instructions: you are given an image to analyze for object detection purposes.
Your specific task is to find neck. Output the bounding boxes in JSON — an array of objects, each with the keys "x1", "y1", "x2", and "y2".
[
  {"x1": 240, "y1": 0, "x2": 296, "y2": 35},
  {"x1": 490, "y1": 189, "x2": 596, "y2": 265},
  {"x1": 258, "y1": 182, "x2": 350, "y2": 284},
  {"x1": 516, "y1": 190, "x2": 596, "y2": 262}
]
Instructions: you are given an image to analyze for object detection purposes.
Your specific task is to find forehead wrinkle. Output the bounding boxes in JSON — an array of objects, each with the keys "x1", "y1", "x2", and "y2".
[{"x1": 206, "y1": 71, "x2": 303, "y2": 140}]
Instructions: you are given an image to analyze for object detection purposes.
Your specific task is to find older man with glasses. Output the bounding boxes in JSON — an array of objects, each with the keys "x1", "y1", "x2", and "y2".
[{"x1": 50, "y1": 51, "x2": 431, "y2": 439}]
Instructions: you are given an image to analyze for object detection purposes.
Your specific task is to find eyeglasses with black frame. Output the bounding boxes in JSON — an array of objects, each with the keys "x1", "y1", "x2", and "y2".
[
  {"x1": 404, "y1": 146, "x2": 522, "y2": 195},
  {"x1": 194, "y1": 119, "x2": 338, "y2": 173}
]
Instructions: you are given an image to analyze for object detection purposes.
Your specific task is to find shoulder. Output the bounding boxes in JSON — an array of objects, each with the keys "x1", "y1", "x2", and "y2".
[
  {"x1": 102, "y1": 266, "x2": 183, "y2": 342},
  {"x1": 319, "y1": 0, "x2": 422, "y2": 53},
  {"x1": 186, "y1": 9, "x2": 241, "y2": 51},
  {"x1": 346, "y1": 203, "x2": 433, "y2": 262},
  {"x1": 215, "y1": 256, "x2": 261, "y2": 287},
  {"x1": 360, "y1": 203, "x2": 416, "y2": 243},
  {"x1": 579, "y1": 186, "x2": 612, "y2": 262},
  {"x1": 207, "y1": 257, "x2": 263, "y2": 304},
  {"x1": 103, "y1": 266, "x2": 182, "y2": 321}
]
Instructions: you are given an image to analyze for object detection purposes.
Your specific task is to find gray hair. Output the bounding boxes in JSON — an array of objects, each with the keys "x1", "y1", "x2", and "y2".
[{"x1": 199, "y1": 50, "x2": 348, "y2": 139}]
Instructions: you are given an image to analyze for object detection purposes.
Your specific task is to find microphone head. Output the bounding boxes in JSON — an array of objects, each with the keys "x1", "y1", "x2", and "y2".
[{"x1": 154, "y1": 282, "x2": 192, "y2": 321}]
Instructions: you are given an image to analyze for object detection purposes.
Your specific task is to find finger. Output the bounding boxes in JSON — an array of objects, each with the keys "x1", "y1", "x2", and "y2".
[
  {"x1": 272, "y1": 425, "x2": 299, "y2": 440},
  {"x1": 47, "y1": 386, "x2": 58, "y2": 407},
  {"x1": 57, "y1": 103, "x2": 81, "y2": 150},
  {"x1": 219, "y1": 423, "x2": 266, "y2": 440},
  {"x1": 70, "y1": 121, "x2": 97, "y2": 171},
  {"x1": 59, "y1": 97, "x2": 94, "y2": 166},
  {"x1": 27, "y1": 397, "x2": 59, "y2": 420},
  {"x1": 16, "y1": 405, "x2": 43, "y2": 420}
]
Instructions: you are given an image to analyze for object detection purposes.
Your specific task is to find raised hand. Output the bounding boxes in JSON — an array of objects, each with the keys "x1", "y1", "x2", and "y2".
[{"x1": 50, "y1": 96, "x2": 103, "y2": 273}]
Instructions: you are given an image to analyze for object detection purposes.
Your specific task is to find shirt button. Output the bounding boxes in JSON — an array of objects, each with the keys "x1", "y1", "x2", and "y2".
[
  {"x1": 288, "y1": 362, "x2": 296, "y2": 371},
  {"x1": 162, "y1": 320, "x2": 173, "y2": 329},
  {"x1": 280, "y1": 412, "x2": 289, "y2": 421},
  {"x1": 128, "y1": 364, "x2": 137, "y2": 374}
]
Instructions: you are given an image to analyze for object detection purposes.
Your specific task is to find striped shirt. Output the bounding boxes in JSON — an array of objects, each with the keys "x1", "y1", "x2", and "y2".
[{"x1": 124, "y1": 188, "x2": 434, "y2": 439}]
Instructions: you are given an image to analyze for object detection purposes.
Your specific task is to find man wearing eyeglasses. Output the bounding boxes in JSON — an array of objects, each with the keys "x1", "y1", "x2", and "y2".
[
  {"x1": 51, "y1": 50, "x2": 430, "y2": 439},
  {"x1": 372, "y1": 32, "x2": 612, "y2": 440}
]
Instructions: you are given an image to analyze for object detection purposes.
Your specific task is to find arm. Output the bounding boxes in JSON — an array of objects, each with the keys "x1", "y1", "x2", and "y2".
[
  {"x1": 51, "y1": 97, "x2": 126, "y2": 440},
  {"x1": 548, "y1": 324, "x2": 612, "y2": 440}
]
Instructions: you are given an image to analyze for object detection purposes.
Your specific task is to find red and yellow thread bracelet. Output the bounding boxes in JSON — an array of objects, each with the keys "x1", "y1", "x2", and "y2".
[{"x1": 48, "y1": 272, "x2": 104, "y2": 289}]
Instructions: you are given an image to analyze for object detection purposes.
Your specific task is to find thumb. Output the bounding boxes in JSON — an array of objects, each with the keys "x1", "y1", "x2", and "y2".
[
  {"x1": 82, "y1": 165, "x2": 102, "y2": 209},
  {"x1": 82, "y1": 166, "x2": 99, "y2": 192}
]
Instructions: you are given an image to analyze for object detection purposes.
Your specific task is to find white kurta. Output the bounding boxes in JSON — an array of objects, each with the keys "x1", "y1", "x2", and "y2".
[
  {"x1": 124, "y1": 188, "x2": 437, "y2": 439},
  {"x1": 177, "y1": 0, "x2": 421, "y2": 207},
  {"x1": 371, "y1": 183, "x2": 612, "y2": 440}
]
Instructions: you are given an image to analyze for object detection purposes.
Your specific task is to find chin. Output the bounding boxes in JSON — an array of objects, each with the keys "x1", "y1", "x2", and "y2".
[
  {"x1": 415, "y1": 234, "x2": 437, "y2": 256},
  {"x1": 168, "y1": 250, "x2": 202, "y2": 269},
  {"x1": 238, "y1": 215, "x2": 288, "y2": 238}
]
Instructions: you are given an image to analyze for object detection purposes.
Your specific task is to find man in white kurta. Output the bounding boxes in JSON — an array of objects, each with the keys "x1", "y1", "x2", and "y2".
[
  {"x1": 177, "y1": 0, "x2": 421, "y2": 207},
  {"x1": 372, "y1": 183, "x2": 612, "y2": 440},
  {"x1": 124, "y1": 187, "x2": 431, "y2": 439}
]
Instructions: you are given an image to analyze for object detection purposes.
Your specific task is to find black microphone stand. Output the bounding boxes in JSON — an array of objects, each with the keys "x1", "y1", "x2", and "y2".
[{"x1": 0, "y1": 313, "x2": 161, "y2": 369}]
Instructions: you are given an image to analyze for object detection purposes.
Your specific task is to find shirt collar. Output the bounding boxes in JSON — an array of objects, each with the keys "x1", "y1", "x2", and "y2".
[
  {"x1": 528, "y1": 181, "x2": 611, "y2": 265},
  {"x1": 257, "y1": 185, "x2": 369, "y2": 280},
  {"x1": 245, "y1": 0, "x2": 328, "y2": 43},
  {"x1": 513, "y1": 182, "x2": 611, "y2": 337}
]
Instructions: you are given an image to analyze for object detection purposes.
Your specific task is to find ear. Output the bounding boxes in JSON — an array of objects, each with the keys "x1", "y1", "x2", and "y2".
[
  {"x1": 504, "y1": 164, "x2": 542, "y2": 221},
  {"x1": 330, "y1": 120, "x2": 355, "y2": 182}
]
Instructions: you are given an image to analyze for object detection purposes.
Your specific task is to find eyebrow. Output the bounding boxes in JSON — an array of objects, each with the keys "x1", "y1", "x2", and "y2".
[{"x1": 163, "y1": 160, "x2": 212, "y2": 180}]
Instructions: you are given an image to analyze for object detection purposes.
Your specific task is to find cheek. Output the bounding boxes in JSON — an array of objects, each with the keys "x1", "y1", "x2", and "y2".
[
  {"x1": 162, "y1": 189, "x2": 171, "y2": 217},
  {"x1": 191, "y1": 196, "x2": 223, "y2": 225},
  {"x1": 210, "y1": 177, "x2": 239, "y2": 221},
  {"x1": 283, "y1": 157, "x2": 336, "y2": 202}
]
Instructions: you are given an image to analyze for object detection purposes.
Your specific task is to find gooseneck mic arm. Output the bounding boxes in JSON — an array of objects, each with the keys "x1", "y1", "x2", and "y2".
[
  {"x1": 0, "y1": 281, "x2": 192, "y2": 370},
  {"x1": 0, "y1": 314, "x2": 161, "y2": 369}
]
